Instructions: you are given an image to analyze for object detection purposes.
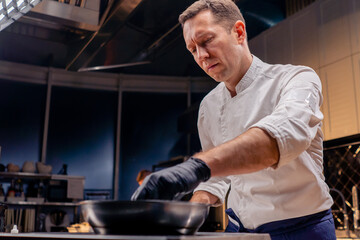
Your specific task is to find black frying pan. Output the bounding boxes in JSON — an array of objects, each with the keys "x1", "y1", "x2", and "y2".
[{"x1": 79, "y1": 200, "x2": 210, "y2": 235}]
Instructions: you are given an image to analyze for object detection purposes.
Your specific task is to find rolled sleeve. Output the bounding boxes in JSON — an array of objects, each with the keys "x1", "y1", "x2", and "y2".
[
  {"x1": 251, "y1": 69, "x2": 323, "y2": 168},
  {"x1": 194, "y1": 176, "x2": 231, "y2": 204}
]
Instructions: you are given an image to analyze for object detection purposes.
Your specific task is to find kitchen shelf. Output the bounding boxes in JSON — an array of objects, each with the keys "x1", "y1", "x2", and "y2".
[
  {"x1": 0, "y1": 172, "x2": 51, "y2": 180},
  {"x1": 0, "y1": 232, "x2": 272, "y2": 240},
  {"x1": 0, "y1": 172, "x2": 85, "y2": 181},
  {"x1": 0, "y1": 171, "x2": 85, "y2": 233},
  {"x1": 0, "y1": 171, "x2": 85, "y2": 201}
]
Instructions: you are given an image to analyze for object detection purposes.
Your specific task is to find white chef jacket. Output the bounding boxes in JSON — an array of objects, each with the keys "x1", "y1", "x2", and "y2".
[{"x1": 194, "y1": 55, "x2": 333, "y2": 229}]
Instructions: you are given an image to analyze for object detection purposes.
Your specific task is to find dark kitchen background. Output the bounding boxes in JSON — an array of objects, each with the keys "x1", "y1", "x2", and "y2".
[
  {"x1": 0, "y1": 0, "x2": 292, "y2": 200},
  {"x1": 0, "y1": 0, "x2": 360, "y2": 235}
]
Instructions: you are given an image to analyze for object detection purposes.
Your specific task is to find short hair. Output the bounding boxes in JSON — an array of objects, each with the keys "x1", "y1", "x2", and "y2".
[{"x1": 178, "y1": 0, "x2": 245, "y2": 32}]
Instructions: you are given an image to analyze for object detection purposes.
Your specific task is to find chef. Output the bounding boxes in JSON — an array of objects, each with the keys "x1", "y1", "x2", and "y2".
[{"x1": 132, "y1": 0, "x2": 336, "y2": 239}]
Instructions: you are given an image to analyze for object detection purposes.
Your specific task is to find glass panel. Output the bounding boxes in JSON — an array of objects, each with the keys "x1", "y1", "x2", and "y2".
[
  {"x1": 46, "y1": 86, "x2": 117, "y2": 190},
  {"x1": 0, "y1": 79, "x2": 46, "y2": 168},
  {"x1": 119, "y1": 92, "x2": 187, "y2": 200}
]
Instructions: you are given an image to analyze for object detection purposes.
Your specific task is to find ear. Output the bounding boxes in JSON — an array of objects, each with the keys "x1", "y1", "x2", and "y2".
[{"x1": 234, "y1": 20, "x2": 246, "y2": 43}]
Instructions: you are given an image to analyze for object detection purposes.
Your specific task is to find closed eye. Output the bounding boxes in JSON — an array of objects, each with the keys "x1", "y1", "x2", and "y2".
[{"x1": 204, "y1": 37, "x2": 213, "y2": 44}]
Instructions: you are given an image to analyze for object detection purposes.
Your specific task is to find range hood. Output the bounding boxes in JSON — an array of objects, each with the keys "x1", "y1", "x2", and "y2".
[
  {"x1": 66, "y1": 0, "x2": 193, "y2": 72},
  {"x1": 30, "y1": 0, "x2": 101, "y2": 31},
  {"x1": 0, "y1": 0, "x2": 287, "y2": 77},
  {"x1": 63, "y1": 0, "x2": 287, "y2": 74}
]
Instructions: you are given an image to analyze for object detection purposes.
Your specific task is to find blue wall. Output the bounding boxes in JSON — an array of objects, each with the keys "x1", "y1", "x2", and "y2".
[
  {"x1": 0, "y1": 78, "x2": 208, "y2": 198},
  {"x1": 0, "y1": 79, "x2": 46, "y2": 167},
  {"x1": 119, "y1": 92, "x2": 187, "y2": 200},
  {"x1": 46, "y1": 86, "x2": 117, "y2": 190}
]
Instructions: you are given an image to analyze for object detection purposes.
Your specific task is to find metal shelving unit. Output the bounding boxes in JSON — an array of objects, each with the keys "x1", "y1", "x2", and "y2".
[
  {"x1": 0, "y1": 171, "x2": 84, "y2": 233},
  {"x1": 0, "y1": 172, "x2": 85, "y2": 181},
  {"x1": 0, "y1": 172, "x2": 51, "y2": 181}
]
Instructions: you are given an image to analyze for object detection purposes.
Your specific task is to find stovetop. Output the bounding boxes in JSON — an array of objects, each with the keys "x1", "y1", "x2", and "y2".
[{"x1": 0, "y1": 232, "x2": 271, "y2": 240}]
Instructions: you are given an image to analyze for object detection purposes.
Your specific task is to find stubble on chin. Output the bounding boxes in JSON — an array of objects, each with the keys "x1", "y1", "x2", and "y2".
[
  {"x1": 208, "y1": 70, "x2": 224, "y2": 83},
  {"x1": 202, "y1": 65, "x2": 222, "y2": 82}
]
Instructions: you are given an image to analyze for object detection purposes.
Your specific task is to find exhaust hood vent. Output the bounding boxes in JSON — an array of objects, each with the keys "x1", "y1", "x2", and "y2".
[
  {"x1": 29, "y1": 0, "x2": 101, "y2": 31},
  {"x1": 0, "y1": 0, "x2": 42, "y2": 31},
  {"x1": 0, "y1": 0, "x2": 287, "y2": 77}
]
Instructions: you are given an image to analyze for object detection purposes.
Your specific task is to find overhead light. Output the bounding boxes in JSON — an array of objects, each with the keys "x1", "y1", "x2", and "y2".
[
  {"x1": 0, "y1": 12, "x2": 6, "y2": 21},
  {"x1": 78, "y1": 61, "x2": 152, "y2": 72},
  {"x1": 0, "y1": 0, "x2": 42, "y2": 31}
]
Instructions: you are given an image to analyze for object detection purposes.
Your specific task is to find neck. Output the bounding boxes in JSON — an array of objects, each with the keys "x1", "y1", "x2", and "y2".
[
  {"x1": 225, "y1": 53, "x2": 253, "y2": 98},
  {"x1": 227, "y1": 87, "x2": 237, "y2": 98}
]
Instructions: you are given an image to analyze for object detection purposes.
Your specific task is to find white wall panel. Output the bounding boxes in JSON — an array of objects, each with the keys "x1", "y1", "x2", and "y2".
[
  {"x1": 265, "y1": 21, "x2": 292, "y2": 64},
  {"x1": 317, "y1": 69, "x2": 330, "y2": 140},
  {"x1": 239, "y1": 0, "x2": 360, "y2": 140},
  {"x1": 320, "y1": 57, "x2": 358, "y2": 139},
  {"x1": 353, "y1": 53, "x2": 360, "y2": 133},
  {"x1": 319, "y1": 0, "x2": 352, "y2": 66},
  {"x1": 291, "y1": 4, "x2": 320, "y2": 70},
  {"x1": 349, "y1": 0, "x2": 360, "y2": 54}
]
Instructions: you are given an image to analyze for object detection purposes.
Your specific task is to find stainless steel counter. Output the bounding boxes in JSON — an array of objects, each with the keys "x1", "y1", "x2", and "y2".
[{"x1": 0, "y1": 232, "x2": 271, "y2": 240}]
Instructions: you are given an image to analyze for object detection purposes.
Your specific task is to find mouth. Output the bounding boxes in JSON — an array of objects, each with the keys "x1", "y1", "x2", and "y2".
[{"x1": 207, "y1": 63, "x2": 218, "y2": 72}]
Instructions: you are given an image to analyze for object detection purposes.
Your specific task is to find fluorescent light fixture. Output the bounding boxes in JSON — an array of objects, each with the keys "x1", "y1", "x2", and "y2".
[
  {"x1": 0, "y1": 12, "x2": 6, "y2": 22},
  {"x1": 78, "y1": 61, "x2": 152, "y2": 72},
  {"x1": 0, "y1": 0, "x2": 42, "y2": 31}
]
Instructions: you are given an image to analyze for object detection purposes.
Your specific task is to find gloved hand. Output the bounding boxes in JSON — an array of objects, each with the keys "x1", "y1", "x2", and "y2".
[{"x1": 131, "y1": 157, "x2": 211, "y2": 200}]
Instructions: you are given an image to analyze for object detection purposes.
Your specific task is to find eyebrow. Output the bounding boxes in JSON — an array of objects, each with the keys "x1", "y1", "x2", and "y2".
[
  {"x1": 194, "y1": 31, "x2": 212, "y2": 40},
  {"x1": 186, "y1": 32, "x2": 212, "y2": 50}
]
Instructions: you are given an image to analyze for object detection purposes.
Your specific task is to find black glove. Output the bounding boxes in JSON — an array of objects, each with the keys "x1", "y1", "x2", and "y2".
[{"x1": 131, "y1": 157, "x2": 211, "y2": 200}]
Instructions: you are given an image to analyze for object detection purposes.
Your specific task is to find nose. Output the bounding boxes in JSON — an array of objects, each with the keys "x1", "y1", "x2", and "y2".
[{"x1": 195, "y1": 46, "x2": 209, "y2": 61}]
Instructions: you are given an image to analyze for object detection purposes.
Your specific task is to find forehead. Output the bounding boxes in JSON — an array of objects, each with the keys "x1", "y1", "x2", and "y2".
[
  {"x1": 183, "y1": 11, "x2": 220, "y2": 40},
  {"x1": 185, "y1": 10, "x2": 216, "y2": 26}
]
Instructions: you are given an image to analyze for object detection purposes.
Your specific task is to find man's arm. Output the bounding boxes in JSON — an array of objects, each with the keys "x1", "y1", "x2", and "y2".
[
  {"x1": 190, "y1": 190, "x2": 220, "y2": 205},
  {"x1": 132, "y1": 127, "x2": 279, "y2": 201},
  {"x1": 194, "y1": 127, "x2": 279, "y2": 177},
  {"x1": 132, "y1": 69, "x2": 322, "y2": 201}
]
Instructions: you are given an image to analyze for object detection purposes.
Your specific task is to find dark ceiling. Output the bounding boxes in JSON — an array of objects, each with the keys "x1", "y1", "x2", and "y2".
[{"x1": 0, "y1": 0, "x2": 287, "y2": 77}]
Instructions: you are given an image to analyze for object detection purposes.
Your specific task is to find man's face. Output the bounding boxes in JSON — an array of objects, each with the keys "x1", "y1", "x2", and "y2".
[{"x1": 183, "y1": 10, "x2": 244, "y2": 84}]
